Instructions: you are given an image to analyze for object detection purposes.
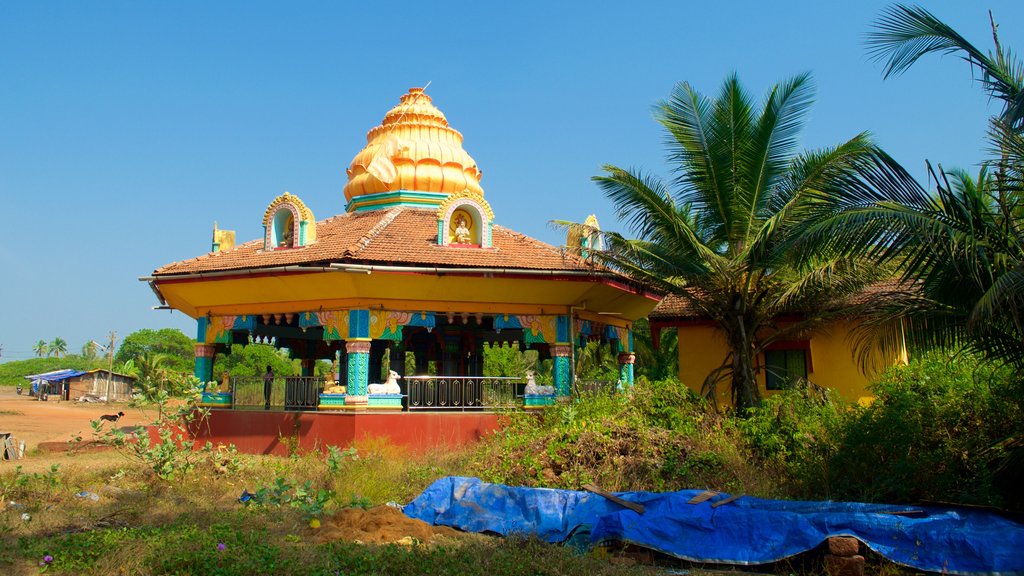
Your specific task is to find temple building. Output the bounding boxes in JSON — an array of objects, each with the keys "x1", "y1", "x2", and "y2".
[{"x1": 145, "y1": 88, "x2": 660, "y2": 416}]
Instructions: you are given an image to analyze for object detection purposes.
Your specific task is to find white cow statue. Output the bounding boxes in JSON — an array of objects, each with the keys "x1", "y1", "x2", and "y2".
[
  {"x1": 523, "y1": 369, "x2": 554, "y2": 396},
  {"x1": 367, "y1": 370, "x2": 402, "y2": 395}
]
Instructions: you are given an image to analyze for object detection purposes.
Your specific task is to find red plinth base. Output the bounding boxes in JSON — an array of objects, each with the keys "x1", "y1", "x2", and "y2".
[{"x1": 186, "y1": 409, "x2": 503, "y2": 455}]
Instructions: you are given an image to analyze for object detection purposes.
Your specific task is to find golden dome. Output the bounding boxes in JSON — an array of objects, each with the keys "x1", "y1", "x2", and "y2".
[{"x1": 344, "y1": 88, "x2": 484, "y2": 203}]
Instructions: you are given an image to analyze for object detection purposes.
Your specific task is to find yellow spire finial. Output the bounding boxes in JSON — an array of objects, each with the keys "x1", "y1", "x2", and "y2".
[{"x1": 344, "y1": 88, "x2": 484, "y2": 202}]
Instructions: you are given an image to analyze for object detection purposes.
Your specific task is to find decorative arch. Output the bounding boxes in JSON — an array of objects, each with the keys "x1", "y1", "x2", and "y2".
[
  {"x1": 436, "y1": 189, "x2": 494, "y2": 248},
  {"x1": 262, "y1": 192, "x2": 316, "y2": 249}
]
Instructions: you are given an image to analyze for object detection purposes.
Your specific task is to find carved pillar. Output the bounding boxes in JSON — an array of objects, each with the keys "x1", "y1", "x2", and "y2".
[
  {"x1": 617, "y1": 352, "x2": 636, "y2": 390},
  {"x1": 194, "y1": 343, "x2": 216, "y2": 383},
  {"x1": 552, "y1": 343, "x2": 572, "y2": 398},
  {"x1": 192, "y1": 316, "x2": 213, "y2": 383},
  {"x1": 344, "y1": 309, "x2": 371, "y2": 405},
  {"x1": 345, "y1": 340, "x2": 371, "y2": 402}
]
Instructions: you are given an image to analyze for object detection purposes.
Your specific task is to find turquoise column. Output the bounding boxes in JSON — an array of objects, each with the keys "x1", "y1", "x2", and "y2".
[
  {"x1": 617, "y1": 353, "x2": 635, "y2": 391},
  {"x1": 551, "y1": 316, "x2": 572, "y2": 397},
  {"x1": 617, "y1": 328, "x2": 635, "y2": 391},
  {"x1": 194, "y1": 317, "x2": 214, "y2": 384},
  {"x1": 552, "y1": 344, "x2": 571, "y2": 397},
  {"x1": 345, "y1": 340, "x2": 370, "y2": 399},
  {"x1": 344, "y1": 309, "x2": 371, "y2": 406}
]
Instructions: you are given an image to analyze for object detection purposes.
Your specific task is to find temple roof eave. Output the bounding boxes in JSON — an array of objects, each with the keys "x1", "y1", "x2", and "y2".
[{"x1": 149, "y1": 266, "x2": 661, "y2": 326}]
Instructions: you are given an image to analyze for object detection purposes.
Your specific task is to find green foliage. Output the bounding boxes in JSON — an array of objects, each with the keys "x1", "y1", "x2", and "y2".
[
  {"x1": 482, "y1": 341, "x2": 536, "y2": 377},
  {"x1": 738, "y1": 385, "x2": 847, "y2": 498},
  {"x1": 0, "y1": 355, "x2": 96, "y2": 387},
  {"x1": 214, "y1": 344, "x2": 295, "y2": 379},
  {"x1": 577, "y1": 73, "x2": 894, "y2": 408},
  {"x1": 16, "y1": 520, "x2": 653, "y2": 576},
  {"x1": 0, "y1": 465, "x2": 61, "y2": 503},
  {"x1": 803, "y1": 6, "x2": 1024, "y2": 369},
  {"x1": 631, "y1": 318, "x2": 678, "y2": 381},
  {"x1": 325, "y1": 445, "x2": 359, "y2": 473},
  {"x1": 129, "y1": 354, "x2": 198, "y2": 401},
  {"x1": 244, "y1": 477, "x2": 335, "y2": 519},
  {"x1": 80, "y1": 341, "x2": 99, "y2": 363},
  {"x1": 115, "y1": 328, "x2": 195, "y2": 374},
  {"x1": 48, "y1": 337, "x2": 68, "y2": 358},
  {"x1": 573, "y1": 341, "x2": 619, "y2": 383},
  {"x1": 826, "y1": 352, "x2": 1024, "y2": 507},
  {"x1": 473, "y1": 377, "x2": 780, "y2": 496},
  {"x1": 92, "y1": 398, "x2": 211, "y2": 480}
]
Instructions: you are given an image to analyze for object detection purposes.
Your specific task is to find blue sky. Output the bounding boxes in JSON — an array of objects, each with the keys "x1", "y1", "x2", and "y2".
[{"x1": 2, "y1": 1, "x2": 1022, "y2": 360}]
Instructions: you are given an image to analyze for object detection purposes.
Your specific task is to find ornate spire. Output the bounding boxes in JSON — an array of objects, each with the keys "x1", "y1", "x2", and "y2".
[{"x1": 344, "y1": 88, "x2": 484, "y2": 203}]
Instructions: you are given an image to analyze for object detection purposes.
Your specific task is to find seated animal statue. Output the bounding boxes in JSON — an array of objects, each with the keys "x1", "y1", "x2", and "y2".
[
  {"x1": 367, "y1": 370, "x2": 402, "y2": 395},
  {"x1": 523, "y1": 369, "x2": 554, "y2": 396}
]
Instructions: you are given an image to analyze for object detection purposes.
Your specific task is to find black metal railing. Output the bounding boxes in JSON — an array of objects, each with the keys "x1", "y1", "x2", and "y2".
[
  {"x1": 575, "y1": 379, "x2": 619, "y2": 395},
  {"x1": 231, "y1": 376, "x2": 321, "y2": 411},
  {"x1": 405, "y1": 376, "x2": 525, "y2": 411}
]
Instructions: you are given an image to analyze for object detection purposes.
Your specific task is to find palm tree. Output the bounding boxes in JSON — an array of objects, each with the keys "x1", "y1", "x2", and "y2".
[
  {"x1": 33, "y1": 340, "x2": 48, "y2": 358},
  {"x1": 49, "y1": 337, "x2": 68, "y2": 358},
  {"x1": 578, "y1": 73, "x2": 893, "y2": 409},
  {"x1": 81, "y1": 341, "x2": 99, "y2": 364},
  {"x1": 798, "y1": 5, "x2": 1024, "y2": 368}
]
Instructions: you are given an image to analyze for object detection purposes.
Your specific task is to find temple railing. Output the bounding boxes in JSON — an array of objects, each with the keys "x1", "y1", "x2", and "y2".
[
  {"x1": 404, "y1": 376, "x2": 526, "y2": 411},
  {"x1": 575, "y1": 379, "x2": 619, "y2": 395},
  {"x1": 231, "y1": 376, "x2": 321, "y2": 411}
]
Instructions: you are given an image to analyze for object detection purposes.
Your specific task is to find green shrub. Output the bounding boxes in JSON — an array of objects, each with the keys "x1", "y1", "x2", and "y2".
[
  {"x1": 826, "y1": 351, "x2": 1024, "y2": 507},
  {"x1": 738, "y1": 383, "x2": 848, "y2": 498},
  {"x1": 472, "y1": 377, "x2": 787, "y2": 496}
]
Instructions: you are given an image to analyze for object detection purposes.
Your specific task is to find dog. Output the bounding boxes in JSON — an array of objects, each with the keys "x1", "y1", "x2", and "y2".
[{"x1": 99, "y1": 411, "x2": 125, "y2": 423}]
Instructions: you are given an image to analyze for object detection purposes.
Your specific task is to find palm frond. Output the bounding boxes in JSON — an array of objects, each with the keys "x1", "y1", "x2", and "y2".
[
  {"x1": 658, "y1": 77, "x2": 736, "y2": 236},
  {"x1": 741, "y1": 72, "x2": 815, "y2": 242},
  {"x1": 868, "y1": 4, "x2": 1024, "y2": 127}
]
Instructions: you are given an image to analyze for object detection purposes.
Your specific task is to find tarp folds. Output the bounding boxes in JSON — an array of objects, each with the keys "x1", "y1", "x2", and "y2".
[{"x1": 404, "y1": 476, "x2": 1024, "y2": 575}]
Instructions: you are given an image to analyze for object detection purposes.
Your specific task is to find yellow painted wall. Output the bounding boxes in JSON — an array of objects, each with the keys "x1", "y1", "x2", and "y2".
[
  {"x1": 677, "y1": 320, "x2": 892, "y2": 406},
  {"x1": 804, "y1": 320, "x2": 882, "y2": 405},
  {"x1": 677, "y1": 325, "x2": 734, "y2": 406}
]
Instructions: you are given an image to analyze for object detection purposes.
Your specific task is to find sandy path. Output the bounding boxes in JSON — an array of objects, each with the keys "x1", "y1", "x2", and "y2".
[{"x1": 0, "y1": 386, "x2": 151, "y2": 451}]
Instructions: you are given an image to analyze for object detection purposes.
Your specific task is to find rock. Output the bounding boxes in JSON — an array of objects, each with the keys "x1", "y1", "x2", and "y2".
[
  {"x1": 828, "y1": 536, "x2": 860, "y2": 557},
  {"x1": 825, "y1": 554, "x2": 865, "y2": 576}
]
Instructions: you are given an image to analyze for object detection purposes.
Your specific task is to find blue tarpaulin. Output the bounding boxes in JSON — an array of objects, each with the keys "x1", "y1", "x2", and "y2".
[
  {"x1": 404, "y1": 476, "x2": 1024, "y2": 575},
  {"x1": 24, "y1": 369, "x2": 87, "y2": 383}
]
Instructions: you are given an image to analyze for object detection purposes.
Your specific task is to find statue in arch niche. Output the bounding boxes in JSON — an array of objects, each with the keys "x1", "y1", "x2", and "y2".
[
  {"x1": 452, "y1": 213, "x2": 472, "y2": 244},
  {"x1": 280, "y1": 213, "x2": 294, "y2": 247}
]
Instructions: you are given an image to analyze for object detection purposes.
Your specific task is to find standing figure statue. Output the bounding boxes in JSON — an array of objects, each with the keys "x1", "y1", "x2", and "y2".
[{"x1": 262, "y1": 365, "x2": 274, "y2": 409}]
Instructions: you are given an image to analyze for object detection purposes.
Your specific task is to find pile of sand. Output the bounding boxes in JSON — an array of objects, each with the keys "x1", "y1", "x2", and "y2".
[{"x1": 315, "y1": 505, "x2": 474, "y2": 545}]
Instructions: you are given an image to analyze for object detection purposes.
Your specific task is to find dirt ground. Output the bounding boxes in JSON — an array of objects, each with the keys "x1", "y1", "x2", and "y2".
[
  {"x1": 316, "y1": 505, "x2": 482, "y2": 546},
  {"x1": 0, "y1": 386, "x2": 147, "y2": 472}
]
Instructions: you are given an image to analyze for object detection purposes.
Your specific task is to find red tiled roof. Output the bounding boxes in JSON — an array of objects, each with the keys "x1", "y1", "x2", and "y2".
[
  {"x1": 649, "y1": 279, "x2": 910, "y2": 320},
  {"x1": 153, "y1": 207, "x2": 599, "y2": 276}
]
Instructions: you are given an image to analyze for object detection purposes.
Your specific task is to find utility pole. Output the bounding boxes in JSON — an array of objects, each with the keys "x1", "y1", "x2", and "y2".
[{"x1": 106, "y1": 331, "x2": 117, "y2": 404}]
